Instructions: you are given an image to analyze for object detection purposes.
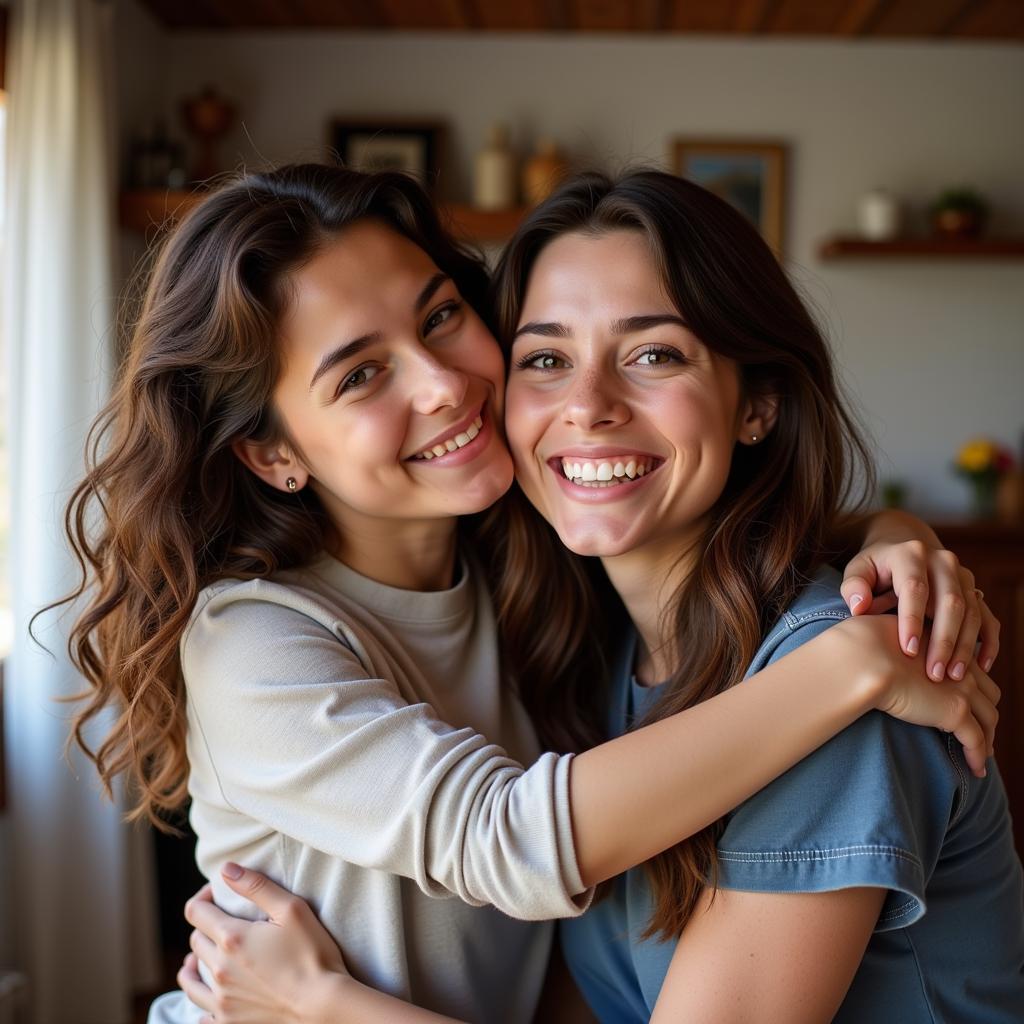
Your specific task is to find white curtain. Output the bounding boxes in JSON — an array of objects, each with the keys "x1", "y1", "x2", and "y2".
[{"x1": 3, "y1": 1, "x2": 160, "y2": 1021}]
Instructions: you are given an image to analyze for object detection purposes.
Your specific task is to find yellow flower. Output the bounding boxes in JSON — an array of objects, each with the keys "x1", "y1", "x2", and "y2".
[{"x1": 956, "y1": 438, "x2": 998, "y2": 473}]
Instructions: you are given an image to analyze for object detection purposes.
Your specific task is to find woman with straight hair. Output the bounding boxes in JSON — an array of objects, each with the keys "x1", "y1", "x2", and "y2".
[
  {"x1": 52, "y1": 163, "x2": 1000, "y2": 1024},
  {"x1": 177, "y1": 170, "x2": 1020, "y2": 1023}
]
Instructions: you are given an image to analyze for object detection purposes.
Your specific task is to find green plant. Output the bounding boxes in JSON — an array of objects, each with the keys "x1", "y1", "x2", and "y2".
[{"x1": 931, "y1": 188, "x2": 988, "y2": 216}]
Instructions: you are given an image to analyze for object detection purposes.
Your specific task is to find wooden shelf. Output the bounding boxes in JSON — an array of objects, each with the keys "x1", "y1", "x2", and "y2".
[
  {"x1": 442, "y1": 204, "x2": 528, "y2": 243},
  {"x1": 818, "y1": 236, "x2": 1024, "y2": 261},
  {"x1": 119, "y1": 189, "x2": 204, "y2": 233},
  {"x1": 120, "y1": 190, "x2": 528, "y2": 244}
]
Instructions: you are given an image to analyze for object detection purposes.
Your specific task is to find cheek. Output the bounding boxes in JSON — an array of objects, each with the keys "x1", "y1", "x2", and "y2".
[{"x1": 503, "y1": 383, "x2": 548, "y2": 472}]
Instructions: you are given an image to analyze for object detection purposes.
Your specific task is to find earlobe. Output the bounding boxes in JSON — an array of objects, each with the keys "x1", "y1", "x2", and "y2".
[
  {"x1": 230, "y1": 438, "x2": 304, "y2": 493},
  {"x1": 737, "y1": 393, "x2": 780, "y2": 445}
]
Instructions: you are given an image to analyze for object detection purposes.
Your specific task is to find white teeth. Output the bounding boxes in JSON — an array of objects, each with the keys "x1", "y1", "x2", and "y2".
[
  {"x1": 558, "y1": 457, "x2": 656, "y2": 485},
  {"x1": 415, "y1": 413, "x2": 486, "y2": 460}
]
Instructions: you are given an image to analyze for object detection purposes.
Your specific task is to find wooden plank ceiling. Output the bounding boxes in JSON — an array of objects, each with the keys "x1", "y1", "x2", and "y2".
[{"x1": 138, "y1": 0, "x2": 1024, "y2": 39}]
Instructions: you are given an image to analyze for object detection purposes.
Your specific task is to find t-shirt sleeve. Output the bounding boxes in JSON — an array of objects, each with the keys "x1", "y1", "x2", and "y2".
[
  {"x1": 716, "y1": 616, "x2": 966, "y2": 931},
  {"x1": 182, "y1": 583, "x2": 590, "y2": 921}
]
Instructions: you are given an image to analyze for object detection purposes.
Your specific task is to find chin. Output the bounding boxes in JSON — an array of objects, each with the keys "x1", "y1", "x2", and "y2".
[
  {"x1": 452, "y1": 460, "x2": 515, "y2": 514},
  {"x1": 554, "y1": 521, "x2": 639, "y2": 558}
]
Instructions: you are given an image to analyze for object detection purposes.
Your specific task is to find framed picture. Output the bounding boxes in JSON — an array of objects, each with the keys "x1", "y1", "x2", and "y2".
[
  {"x1": 330, "y1": 119, "x2": 445, "y2": 192},
  {"x1": 671, "y1": 139, "x2": 787, "y2": 252}
]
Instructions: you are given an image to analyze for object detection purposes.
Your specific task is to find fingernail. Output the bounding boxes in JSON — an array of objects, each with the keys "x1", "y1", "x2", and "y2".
[
  {"x1": 983, "y1": 657, "x2": 993, "y2": 673},
  {"x1": 979, "y1": 767, "x2": 988, "y2": 779},
  {"x1": 931, "y1": 662, "x2": 945, "y2": 681},
  {"x1": 222, "y1": 862, "x2": 243, "y2": 880},
  {"x1": 907, "y1": 636, "x2": 919, "y2": 656},
  {"x1": 951, "y1": 662, "x2": 966, "y2": 680},
  {"x1": 848, "y1": 594, "x2": 863, "y2": 611}
]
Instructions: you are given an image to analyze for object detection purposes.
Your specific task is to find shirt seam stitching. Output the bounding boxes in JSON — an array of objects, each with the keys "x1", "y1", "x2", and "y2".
[{"x1": 718, "y1": 844, "x2": 921, "y2": 869}]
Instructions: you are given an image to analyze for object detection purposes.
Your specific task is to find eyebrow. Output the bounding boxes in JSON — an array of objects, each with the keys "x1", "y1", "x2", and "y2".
[
  {"x1": 308, "y1": 333, "x2": 380, "y2": 391},
  {"x1": 307, "y1": 273, "x2": 452, "y2": 391},
  {"x1": 513, "y1": 313, "x2": 690, "y2": 341}
]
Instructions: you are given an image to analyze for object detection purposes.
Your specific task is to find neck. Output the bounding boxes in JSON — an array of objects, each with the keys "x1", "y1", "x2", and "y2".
[
  {"x1": 325, "y1": 513, "x2": 460, "y2": 592},
  {"x1": 601, "y1": 521, "x2": 706, "y2": 684}
]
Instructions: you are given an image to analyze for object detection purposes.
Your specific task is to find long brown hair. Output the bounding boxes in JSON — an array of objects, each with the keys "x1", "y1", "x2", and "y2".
[
  {"x1": 489, "y1": 170, "x2": 875, "y2": 939},
  {"x1": 50, "y1": 164, "x2": 493, "y2": 829}
]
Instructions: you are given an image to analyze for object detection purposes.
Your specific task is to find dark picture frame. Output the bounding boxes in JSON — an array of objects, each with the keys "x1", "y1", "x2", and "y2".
[
  {"x1": 671, "y1": 139, "x2": 788, "y2": 253},
  {"x1": 329, "y1": 119, "x2": 445, "y2": 192}
]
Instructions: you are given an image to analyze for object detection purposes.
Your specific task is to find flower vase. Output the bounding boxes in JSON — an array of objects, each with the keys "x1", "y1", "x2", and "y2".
[{"x1": 970, "y1": 475, "x2": 998, "y2": 519}]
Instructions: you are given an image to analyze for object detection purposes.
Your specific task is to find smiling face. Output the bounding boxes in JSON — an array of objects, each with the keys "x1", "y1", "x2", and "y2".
[
  {"x1": 505, "y1": 229, "x2": 765, "y2": 562},
  {"x1": 241, "y1": 219, "x2": 513, "y2": 541}
]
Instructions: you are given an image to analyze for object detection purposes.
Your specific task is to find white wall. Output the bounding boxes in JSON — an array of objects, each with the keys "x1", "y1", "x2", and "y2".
[{"x1": 120, "y1": 21, "x2": 1024, "y2": 515}]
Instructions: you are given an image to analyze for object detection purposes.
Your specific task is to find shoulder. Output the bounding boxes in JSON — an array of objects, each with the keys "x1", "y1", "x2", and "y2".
[
  {"x1": 181, "y1": 568, "x2": 374, "y2": 683},
  {"x1": 746, "y1": 565, "x2": 850, "y2": 678}
]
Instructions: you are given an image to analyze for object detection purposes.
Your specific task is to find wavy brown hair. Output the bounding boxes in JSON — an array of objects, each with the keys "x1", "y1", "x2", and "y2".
[
  {"x1": 48, "y1": 164, "x2": 493, "y2": 829},
  {"x1": 489, "y1": 170, "x2": 875, "y2": 939}
]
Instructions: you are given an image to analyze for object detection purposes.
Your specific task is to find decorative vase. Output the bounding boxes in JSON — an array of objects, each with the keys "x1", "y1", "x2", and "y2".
[
  {"x1": 522, "y1": 138, "x2": 569, "y2": 207},
  {"x1": 933, "y1": 208, "x2": 984, "y2": 239},
  {"x1": 969, "y1": 475, "x2": 998, "y2": 519},
  {"x1": 473, "y1": 123, "x2": 517, "y2": 211},
  {"x1": 857, "y1": 188, "x2": 901, "y2": 241},
  {"x1": 181, "y1": 86, "x2": 236, "y2": 183}
]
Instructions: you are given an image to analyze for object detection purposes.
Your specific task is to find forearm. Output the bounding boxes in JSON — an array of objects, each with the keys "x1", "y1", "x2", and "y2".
[
  {"x1": 569, "y1": 628, "x2": 880, "y2": 886},
  {"x1": 307, "y1": 974, "x2": 466, "y2": 1024},
  {"x1": 829, "y1": 508, "x2": 940, "y2": 558}
]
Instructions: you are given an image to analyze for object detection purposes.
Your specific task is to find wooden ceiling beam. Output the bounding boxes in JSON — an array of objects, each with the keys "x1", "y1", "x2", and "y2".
[
  {"x1": 938, "y1": 0, "x2": 982, "y2": 36},
  {"x1": 734, "y1": 0, "x2": 778, "y2": 33},
  {"x1": 835, "y1": 0, "x2": 891, "y2": 36}
]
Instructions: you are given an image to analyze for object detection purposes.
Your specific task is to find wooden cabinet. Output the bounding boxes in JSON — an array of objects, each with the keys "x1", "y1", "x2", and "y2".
[{"x1": 933, "y1": 521, "x2": 1024, "y2": 857}]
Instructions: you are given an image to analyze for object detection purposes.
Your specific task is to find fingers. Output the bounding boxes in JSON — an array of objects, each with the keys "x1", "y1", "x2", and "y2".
[
  {"x1": 840, "y1": 554, "x2": 879, "y2": 615},
  {"x1": 945, "y1": 691, "x2": 988, "y2": 778},
  {"x1": 922, "y1": 551, "x2": 969, "y2": 680},
  {"x1": 967, "y1": 665, "x2": 1000, "y2": 758},
  {"x1": 178, "y1": 952, "x2": 216, "y2": 1014},
  {"x1": 938, "y1": 667, "x2": 998, "y2": 778},
  {"x1": 946, "y1": 571, "x2": 984, "y2": 683},
  {"x1": 881, "y1": 538, "x2": 935, "y2": 659},
  {"x1": 185, "y1": 891, "x2": 243, "y2": 950},
  {"x1": 220, "y1": 863, "x2": 308, "y2": 924},
  {"x1": 976, "y1": 599, "x2": 1001, "y2": 674}
]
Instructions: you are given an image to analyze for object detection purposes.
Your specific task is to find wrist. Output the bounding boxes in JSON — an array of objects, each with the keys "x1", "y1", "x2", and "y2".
[
  {"x1": 864, "y1": 509, "x2": 939, "y2": 549},
  {"x1": 302, "y1": 969, "x2": 354, "y2": 1024},
  {"x1": 826, "y1": 618, "x2": 889, "y2": 714}
]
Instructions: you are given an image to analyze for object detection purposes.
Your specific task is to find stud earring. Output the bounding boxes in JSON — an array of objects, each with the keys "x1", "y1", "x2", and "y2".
[
  {"x1": 286, "y1": 477, "x2": 298, "y2": 492},
  {"x1": 750, "y1": 435, "x2": 759, "y2": 443}
]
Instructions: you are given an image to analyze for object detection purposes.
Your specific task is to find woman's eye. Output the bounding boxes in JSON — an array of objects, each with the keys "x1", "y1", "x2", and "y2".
[
  {"x1": 515, "y1": 351, "x2": 568, "y2": 371},
  {"x1": 338, "y1": 364, "x2": 381, "y2": 395},
  {"x1": 632, "y1": 347, "x2": 683, "y2": 367},
  {"x1": 424, "y1": 300, "x2": 463, "y2": 335}
]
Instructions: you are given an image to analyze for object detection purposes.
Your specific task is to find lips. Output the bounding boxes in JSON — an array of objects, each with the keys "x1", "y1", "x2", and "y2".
[{"x1": 407, "y1": 405, "x2": 485, "y2": 461}]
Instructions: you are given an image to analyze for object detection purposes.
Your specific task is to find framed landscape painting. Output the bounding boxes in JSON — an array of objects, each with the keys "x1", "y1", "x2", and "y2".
[{"x1": 671, "y1": 139, "x2": 787, "y2": 252}]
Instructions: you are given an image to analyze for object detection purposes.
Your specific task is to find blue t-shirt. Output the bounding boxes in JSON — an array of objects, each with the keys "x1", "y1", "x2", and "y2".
[{"x1": 560, "y1": 566, "x2": 1024, "y2": 1022}]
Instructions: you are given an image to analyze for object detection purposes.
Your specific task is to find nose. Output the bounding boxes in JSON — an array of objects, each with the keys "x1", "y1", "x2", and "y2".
[
  {"x1": 408, "y1": 345, "x2": 468, "y2": 415},
  {"x1": 561, "y1": 365, "x2": 630, "y2": 431}
]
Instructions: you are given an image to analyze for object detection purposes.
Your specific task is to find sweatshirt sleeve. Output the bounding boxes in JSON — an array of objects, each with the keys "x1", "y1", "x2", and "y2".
[{"x1": 182, "y1": 581, "x2": 591, "y2": 921}]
